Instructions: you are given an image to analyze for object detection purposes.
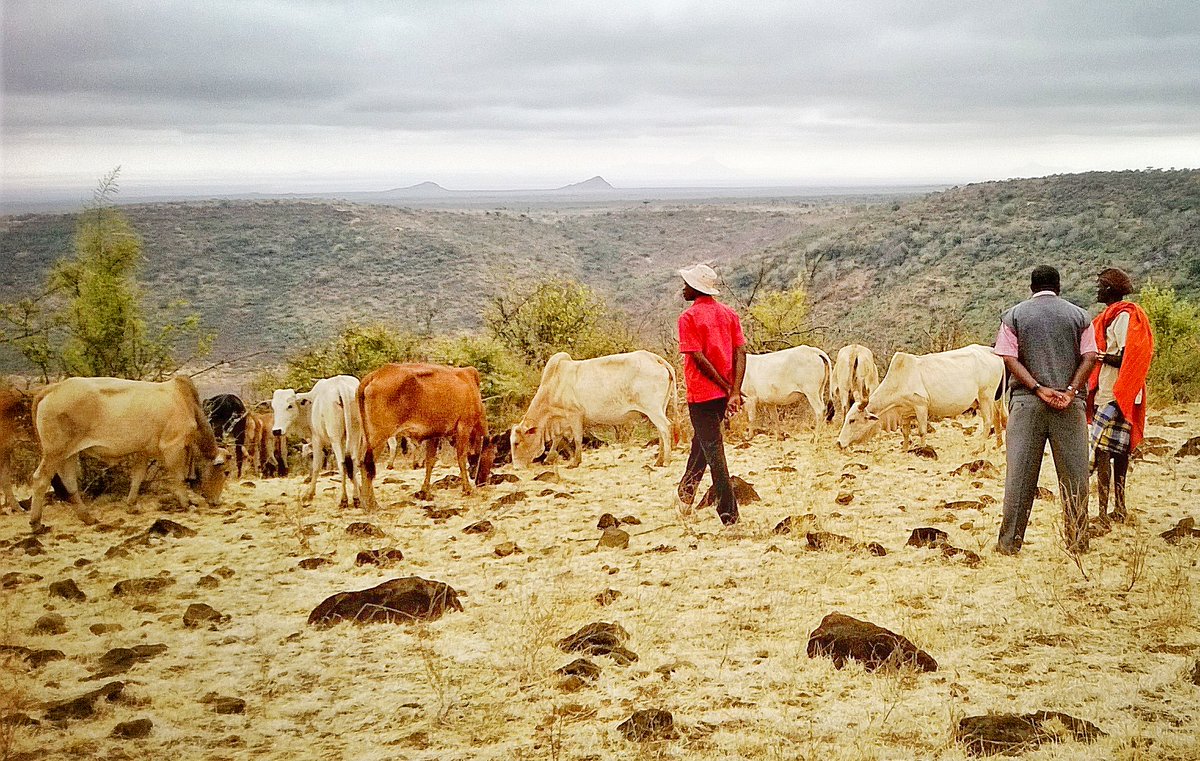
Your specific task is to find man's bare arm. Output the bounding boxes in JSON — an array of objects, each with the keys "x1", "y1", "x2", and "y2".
[
  {"x1": 727, "y1": 345, "x2": 748, "y2": 414},
  {"x1": 685, "y1": 351, "x2": 731, "y2": 396},
  {"x1": 1067, "y1": 353, "x2": 1098, "y2": 397}
]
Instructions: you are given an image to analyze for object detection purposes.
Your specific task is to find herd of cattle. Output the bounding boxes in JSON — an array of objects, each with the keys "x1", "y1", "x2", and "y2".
[{"x1": 0, "y1": 342, "x2": 1009, "y2": 529}]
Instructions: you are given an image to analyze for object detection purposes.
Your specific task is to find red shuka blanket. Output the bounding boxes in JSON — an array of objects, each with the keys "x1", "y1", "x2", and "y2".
[{"x1": 1087, "y1": 301, "x2": 1153, "y2": 449}]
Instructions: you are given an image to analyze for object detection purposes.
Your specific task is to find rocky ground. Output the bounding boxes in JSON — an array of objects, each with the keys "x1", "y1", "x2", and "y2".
[{"x1": 3, "y1": 407, "x2": 1199, "y2": 760}]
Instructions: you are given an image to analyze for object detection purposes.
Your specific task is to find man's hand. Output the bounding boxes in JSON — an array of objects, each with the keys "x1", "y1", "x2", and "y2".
[
  {"x1": 725, "y1": 393, "x2": 745, "y2": 418},
  {"x1": 1036, "y1": 385, "x2": 1071, "y2": 410}
]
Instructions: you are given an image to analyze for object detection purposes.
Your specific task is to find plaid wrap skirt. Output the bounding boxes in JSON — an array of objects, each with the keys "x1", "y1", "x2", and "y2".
[{"x1": 1090, "y1": 401, "x2": 1132, "y2": 456}]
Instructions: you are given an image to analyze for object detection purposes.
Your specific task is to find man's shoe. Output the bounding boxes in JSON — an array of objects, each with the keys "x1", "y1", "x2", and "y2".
[{"x1": 994, "y1": 542, "x2": 1020, "y2": 556}]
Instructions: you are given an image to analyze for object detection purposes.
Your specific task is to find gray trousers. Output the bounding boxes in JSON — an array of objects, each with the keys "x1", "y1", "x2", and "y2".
[{"x1": 997, "y1": 394, "x2": 1090, "y2": 552}]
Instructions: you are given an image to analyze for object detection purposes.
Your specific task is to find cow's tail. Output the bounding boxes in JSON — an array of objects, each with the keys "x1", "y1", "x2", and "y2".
[
  {"x1": 819, "y1": 350, "x2": 836, "y2": 422},
  {"x1": 357, "y1": 377, "x2": 376, "y2": 482},
  {"x1": 340, "y1": 383, "x2": 359, "y2": 481},
  {"x1": 660, "y1": 354, "x2": 682, "y2": 447},
  {"x1": 177, "y1": 376, "x2": 220, "y2": 459}
]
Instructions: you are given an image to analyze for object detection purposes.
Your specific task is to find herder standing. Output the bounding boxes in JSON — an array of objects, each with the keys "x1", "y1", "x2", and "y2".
[
  {"x1": 994, "y1": 265, "x2": 1097, "y2": 555},
  {"x1": 675, "y1": 264, "x2": 746, "y2": 526},
  {"x1": 1087, "y1": 268, "x2": 1154, "y2": 525}
]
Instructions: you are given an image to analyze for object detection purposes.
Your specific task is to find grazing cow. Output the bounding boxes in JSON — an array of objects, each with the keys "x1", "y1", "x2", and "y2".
[
  {"x1": 243, "y1": 410, "x2": 287, "y2": 477},
  {"x1": 740, "y1": 346, "x2": 834, "y2": 436},
  {"x1": 28, "y1": 376, "x2": 229, "y2": 528},
  {"x1": 203, "y1": 394, "x2": 248, "y2": 477},
  {"x1": 0, "y1": 388, "x2": 35, "y2": 510},
  {"x1": 271, "y1": 375, "x2": 363, "y2": 507},
  {"x1": 831, "y1": 344, "x2": 881, "y2": 419},
  {"x1": 357, "y1": 363, "x2": 493, "y2": 509},
  {"x1": 510, "y1": 350, "x2": 678, "y2": 469},
  {"x1": 837, "y1": 344, "x2": 1006, "y2": 450}
]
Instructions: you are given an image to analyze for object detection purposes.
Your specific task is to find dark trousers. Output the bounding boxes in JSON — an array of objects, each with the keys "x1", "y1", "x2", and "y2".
[
  {"x1": 997, "y1": 395, "x2": 1090, "y2": 553},
  {"x1": 678, "y1": 397, "x2": 738, "y2": 525}
]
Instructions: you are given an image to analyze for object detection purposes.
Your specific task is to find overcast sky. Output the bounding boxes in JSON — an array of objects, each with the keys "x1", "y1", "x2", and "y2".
[{"x1": 3, "y1": 0, "x2": 1198, "y2": 195}]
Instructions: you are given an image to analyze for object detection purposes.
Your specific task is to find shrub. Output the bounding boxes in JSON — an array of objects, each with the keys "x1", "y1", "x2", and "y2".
[
  {"x1": 260, "y1": 321, "x2": 425, "y2": 395},
  {"x1": 744, "y1": 282, "x2": 813, "y2": 352},
  {"x1": 1140, "y1": 285, "x2": 1200, "y2": 405},
  {"x1": 430, "y1": 334, "x2": 539, "y2": 428}
]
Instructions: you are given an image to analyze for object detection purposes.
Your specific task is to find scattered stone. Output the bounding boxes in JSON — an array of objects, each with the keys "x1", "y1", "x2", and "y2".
[
  {"x1": 183, "y1": 603, "x2": 229, "y2": 629},
  {"x1": 214, "y1": 566, "x2": 235, "y2": 579},
  {"x1": 462, "y1": 520, "x2": 494, "y2": 535},
  {"x1": 494, "y1": 541, "x2": 521, "y2": 557},
  {"x1": 773, "y1": 513, "x2": 820, "y2": 535},
  {"x1": 864, "y1": 542, "x2": 888, "y2": 556},
  {"x1": 355, "y1": 548, "x2": 405, "y2": 567},
  {"x1": 42, "y1": 681, "x2": 125, "y2": 721},
  {"x1": 110, "y1": 717, "x2": 152, "y2": 739},
  {"x1": 598, "y1": 528, "x2": 630, "y2": 550},
  {"x1": 534, "y1": 471, "x2": 561, "y2": 483},
  {"x1": 558, "y1": 675, "x2": 586, "y2": 692},
  {"x1": 618, "y1": 708, "x2": 678, "y2": 741},
  {"x1": 538, "y1": 488, "x2": 556, "y2": 497},
  {"x1": 697, "y1": 476, "x2": 760, "y2": 508},
  {"x1": 2, "y1": 572, "x2": 43, "y2": 589},
  {"x1": 806, "y1": 532, "x2": 853, "y2": 550},
  {"x1": 597, "y1": 513, "x2": 620, "y2": 529},
  {"x1": 1189, "y1": 659, "x2": 1200, "y2": 686},
  {"x1": 619, "y1": 515, "x2": 642, "y2": 525},
  {"x1": 423, "y1": 506, "x2": 465, "y2": 521},
  {"x1": 345, "y1": 522, "x2": 386, "y2": 538},
  {"x1": 91, "y1": 645, "x2": 168, "y2": 678},
  {"x1": 554, "y1": 492, "x2": 573, "y2": 500},
  {"x1": 956, "y1": 712, "x2": 1105, "y2": 756},
  {"x1": 807, "y1": 612, "x2": 937, "y2": 672},
  {"x1": 13, "y1": 537, "x2": 44, "y2": 556},
  {"x1": 31, "y1": 614, "x2": 67, "y2": 636},
  {"x1": 942, "y1": 545, "x2": 983, "y2": 568},
  {"x1": 488, "y1": 473, "x2": 520, "y2": 485},
  {"x1": 556, "y1": 658, "x2": 602, "y2": 680},
  {"x1": 770, "y1": 465, "x2": 797, "y2": 473},
  {"x1": 432, "y1": 474, "x2": 462, "y2": 490},
  {"x1": 307, "y1": 577, "x2": 464, "y2": 627},
  {"x1": 911, "y1": 446, "x2": 938, "y2": 459},
  {"x1": 1, "y1": 712, "x2": 38, "y2": 727},
  {"x1": 200, "y1": 693, "x2": 247, "y2": 714},
  {"x1": 940, "y1": 500, "x2": 987, "y2": 511},
  {"x1": 297, "y1": 557, "x2": 334, "y2": 570},
  {"x1": 1175, "y1": 436, "x2": 1200, "y2": 457},
  {"x1": 951, "y1": 460, "x2": 1000, "y2": 478},
  {"x1": 493, "y1": 491, "x2": 527, "y2": 507},
  {"x1": 146, "y1": 519, "x2": 196, "y2": 538},
  {"x1": 1, "y1": 645, "x2": 65, "y2": 669},
  {"x1": 835, "y1": 492, "x2": 854, "y2": 505},
  {"x1": 907, "y1": 527, "x2": 949, "y2": 548},
  {"x1": 557, "y1": 622, "x2": 638, "y2": 664},
  {"x1": 1034, "y1": 486, "x2": 1055, "y2": 501},
  {"x1": 1134, "y1": 437, "x2": 1172, "y2": 458},
  {"x1": 1161, "y1": 517, "x2": 1200, "y2": 544},
  {"x1": 648, "y1": 544, "x2": 677, "y2": 554},
  {"x1": 89, "y1": 623, "x2": 123, "y2": 635},
  {"x1": 49, "y1": 579, "x2": 86, "y2": 602},
  {"x1": 112, "y1": 576, "x2": 175, "y2": 597},
  {"x1": 595, "y1": 589, "x2": 622, "y2": 606}
]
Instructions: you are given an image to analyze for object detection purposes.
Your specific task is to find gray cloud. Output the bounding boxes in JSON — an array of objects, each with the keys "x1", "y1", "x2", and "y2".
[{"x1": 3, "y1": 0, "x2": 1198, "y2": 186}]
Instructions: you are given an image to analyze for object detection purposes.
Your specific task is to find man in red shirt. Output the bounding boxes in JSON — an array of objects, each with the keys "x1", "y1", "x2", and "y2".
[{"x1": 675, "y1": 263, "x2": 747, "y2": 526}]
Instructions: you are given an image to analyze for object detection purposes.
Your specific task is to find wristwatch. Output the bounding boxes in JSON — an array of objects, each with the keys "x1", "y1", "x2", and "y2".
[
  {"x1": 1066, "y1": 384, "x2": 1076, "y2": 396},
  {"x1": 1032, "y1": 383, "x2": 1042, "y2": 392}
]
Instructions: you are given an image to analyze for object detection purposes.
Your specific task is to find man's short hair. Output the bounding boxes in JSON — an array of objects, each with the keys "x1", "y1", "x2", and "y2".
[{"x1": 1030, "y1": 265, "x2": 1060, "y2": 293}]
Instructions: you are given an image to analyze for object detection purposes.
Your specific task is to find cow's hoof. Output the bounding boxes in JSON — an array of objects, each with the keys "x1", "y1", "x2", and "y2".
[
  {"x1": 351, "y1": 497, "x2": 361, "y2": 509},
  {"x1": 338, "y1": 498, "x2": 349, "y2": 509}
]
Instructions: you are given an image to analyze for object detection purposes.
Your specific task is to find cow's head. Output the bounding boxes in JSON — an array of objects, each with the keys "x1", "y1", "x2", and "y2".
[
  {"x1": 510, "y1": 422, "x2": 544, "y2": 469},
  {"x1": 836, "y1": 399, "x2": 880, "y2": 449},
  {"x1": 194, "y1": 447, "x2": 232, "y2": 504},
  {"x1": 270, "y1": 388, "x2": 311, "y2": 436}
]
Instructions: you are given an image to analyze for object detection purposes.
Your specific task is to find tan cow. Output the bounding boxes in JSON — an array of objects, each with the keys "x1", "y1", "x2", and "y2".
[
  {"x1": 28, "y1": 376, "x2": 229, "y2": 528},
  {"x1": 357, "y1": 363, "x2": 493, "y2": 509},
  {"x1": 243, "y1": 410, "x2": 287, "y2": 477},
  {"x1": 0, "y1": 388, "x2": 35, "y2": 510},
  {"x1": 831, "y1": 344, "x2": 881, "y2": 420}
]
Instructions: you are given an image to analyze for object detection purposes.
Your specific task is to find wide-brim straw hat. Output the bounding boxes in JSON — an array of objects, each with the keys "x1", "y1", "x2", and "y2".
[{"x1": 679, "y1": 263, "x2": 721, "y2": 295}]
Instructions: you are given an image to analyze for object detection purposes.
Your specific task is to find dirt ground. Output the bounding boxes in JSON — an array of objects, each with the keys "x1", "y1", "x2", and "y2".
[{"x1": 3, "y1": 406, "x2": 1199, "y2": 760}]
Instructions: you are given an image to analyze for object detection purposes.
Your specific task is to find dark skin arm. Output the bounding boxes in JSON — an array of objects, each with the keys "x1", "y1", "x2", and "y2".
[
  {"x1": 1002, "y1": 353, "x2": 1097, "y2": 411},
  {"x1": 684, "y1": 344, "x2": 747, "y2": 413}
]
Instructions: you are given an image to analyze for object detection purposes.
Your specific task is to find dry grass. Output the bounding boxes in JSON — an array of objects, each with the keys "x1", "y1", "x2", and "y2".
[{"x1": 2, "y1": 405, "x2": 1199, "y2": 759}]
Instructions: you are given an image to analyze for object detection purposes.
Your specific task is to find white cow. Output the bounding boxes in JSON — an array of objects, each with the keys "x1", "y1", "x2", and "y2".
[
  {"x1": 511, "y1": 350, "x2": 678, "y2": 468},
  {"x1": 740, "y1": 345, "x2": 833, "y2": 436},
  {"x1": 831, "y1": 344, "x2": 881, "y2": 420},
  {"x1": 272, "y1": 375, "x2": 363, "y2": 506},
  {"x1": 837, "y1": 344, "x2": 1006, "y2": 450}
]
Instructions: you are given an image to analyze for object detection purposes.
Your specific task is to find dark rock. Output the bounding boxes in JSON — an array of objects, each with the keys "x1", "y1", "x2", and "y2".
[
  {"x1": 942, "y1": 545, "x2": 983, "y2": 568},
  {"x1": 2, "y1": 572, "x2": 43, "y2": 589},
  {"x1": 89, "y1": 623, "x2": 123, "y2": 635},
  {"x1": 298, "y1": 557, "x2": 334, "y2": 570},
  {"x1": 1, "y1": 712, "x2": 38, "y2": 727},
  {"x1": 556, "y1": 658, "x2": 602, "y2": 680},
  {"x1": 423, "y1": 505, "x2": 466, "y2": 521},
  {"x1": 345, "y1": 522, "x2": 386, "y2": 538},
  {"x1": 835, "y1": 492, "x2": 854, "y2": 505},
  {"x1": 865, "y1": 542, "x2": 888, "y2": 556},
  {"x1": 1, "y1": 645, "x2": 65, "y2": 669},
  {"x1": 91, "y1": 645, "x2": 168, "y2": 678},
  {"x1": 697, "y1": 476, "x2": 759, "y2": 508},
  {"x1": 308, "y1": 576, "x2": 464, "y2": 627},
  {"x1": 493, "y1": 491, "x2": 527, "y2": 507},
  {"x1": 13, "y1": 537, "x2": 44, "y2": 556},
  {"x1": 597, "y1": 513, "x2": 620, "y2": 529},
  {"x1": 183, "y1": 603, "x2": 230, "y2": 629},
  {"x1": 432, "y1": 474, "x2": 462, "y2": 490},
  {"x1": 807, "y1": 612, "x2": 937, "y2": 672},
  {"x1": 558, "y1": 675, "x2": 587, "y2": 692},
  {"x1": 214, "y1": 566, "x2": 235, "y2": 578},
  {"x1": 1189, "y1": 659, "x2": 1200, "y2": 686},
  {"x1": 200, "y1": 693, "x2": 247, "y2": 714},
  {"x1": 774, "y1": 513, "x2": 820, "y2": 536},
  {"x1": 538, "y1": 488, "x2": 556, "y2": 497},
  {"x1": 951, "y1": 460, "x2": 1000, "y2": 478},
  {"x1": 618, "y1": 708, "x2": 678, "y2": 741},
  {"x1": 595, "y1": 589, "x2": 622, "y2": 606},
  {"x1": 806, "y1": 532, "x2": 852, "y2": 550},
  {"x1": 911, "y1": 446, "x2": 938, "y2": 459},
  {"x1": 619, "y1": 515, "x2": 642, "y2": 525},
  {"x1": 43, "y1": 681, "x2": 125, "y2": 721},
  {"x1": 494, "y1": 541, "x2": 521, "y2": 557},
  {"x1": 355, "y1": 548, "x2": 405, "y2": 567},
  {"x1": 31, "y1": 613, "x2": 67, "y2": 635},
  {"x1": 557, "y1": 622, "x2": 635, "y2": 663},
  {"x1": 488, "y1": 473, "x2": 519, "y2": 485},
  {"x1": 907, "y1": 527, "x2": 949, "y2": 548},
  {"x1": 1161, "y1": 517, "x2": 1200, "y2": 544},
  {"x1": 597, "y1": 528, "x2": 630, "y2": 550},
  {"x1": 146, "y1": 519, "x2": 196, "y2": 538},
  {"x1": 110, "y1": 718, "x2": 153, "y2": 739},
  {"x1": 462, "y1": 520, "x2": 494, "y2": 535},
  {"x1": 1175, "y1": 436, "x2": 1200, "y2": 457},
  {"x1": 113, "y1": 576, "x2": 175, "y2": 596},
  {"x1": 49, "y1": 579, "x2": 86, "y2": 602},
  {"x1": 533, "y1": 471, "x2": 561, "y2": 483},
  {"x1": 956, "y1": 712, "x2": 1105, "y2": 756},
  {"x1": 554, "y1": 492, "x2": 573, "y2": 500},
  {"x1": 940, "y1": 500, "x2": 987, "y2": 511}
]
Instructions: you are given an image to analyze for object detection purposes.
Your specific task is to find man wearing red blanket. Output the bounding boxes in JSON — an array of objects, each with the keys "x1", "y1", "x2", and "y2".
[{"x1": 1087, "y1": 268, "x2": 1154, "y2": 525}]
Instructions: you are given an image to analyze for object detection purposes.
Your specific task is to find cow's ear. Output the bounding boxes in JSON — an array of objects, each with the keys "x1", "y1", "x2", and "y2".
[
  {"x1": 866, "y1": 412, "x2": 879, "y2": 421},
  {"x1": 526, "y1": 427, "x2": 538, "y2": 435}
]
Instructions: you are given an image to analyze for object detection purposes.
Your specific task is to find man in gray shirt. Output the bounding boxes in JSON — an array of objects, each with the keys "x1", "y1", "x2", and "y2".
[{"x1": 993, "y1": 265, "x2": 1097, "y2": 555}]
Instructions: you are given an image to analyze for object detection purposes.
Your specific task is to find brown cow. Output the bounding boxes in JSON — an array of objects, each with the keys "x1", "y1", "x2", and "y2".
[
  {"x1": 0, "y1": 388, "x2": 35, "y2": 510},
  {"x1": 28, "y1": 376, "x2": 229, "y2": 528},
  {"x1": 357, "y1": 363, "x2": 493, "y2": 509},
  {"x1": 243, "y1": 410, "x2": 287, "y2": 477}
]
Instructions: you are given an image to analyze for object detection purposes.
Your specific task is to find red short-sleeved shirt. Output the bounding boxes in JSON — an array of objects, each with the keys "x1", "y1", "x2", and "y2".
[{"x1": 678, "y1": 295, "x2": 746, "y2": 403}]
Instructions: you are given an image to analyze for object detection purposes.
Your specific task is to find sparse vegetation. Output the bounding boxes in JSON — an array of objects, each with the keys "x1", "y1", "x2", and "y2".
[{"x1": 1141, "y1": 284, "x2": 1200, "y2": 404}]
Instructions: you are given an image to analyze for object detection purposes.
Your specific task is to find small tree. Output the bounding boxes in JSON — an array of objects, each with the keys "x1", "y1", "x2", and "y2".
[
  {"x1": 744, "y1": 282, "x2": 812, "y2": 352},
  {"x1": 266, "y1": 321, "x2": 425, "y2": 393},
  {"x1": 1140, "y1": 285, "x2": 1200, "y2": 404},
  {"x1": 0, "y1": 169, "x2": 210, "y2": 381}
]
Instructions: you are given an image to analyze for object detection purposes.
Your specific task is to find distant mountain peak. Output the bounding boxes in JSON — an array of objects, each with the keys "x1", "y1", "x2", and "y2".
[
  {"x1": 387, "y1": 181, "x2": 447, "y2": 193},
  {"x1": 556, "y1": 176, "x2": 614, "y2": 192}
]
